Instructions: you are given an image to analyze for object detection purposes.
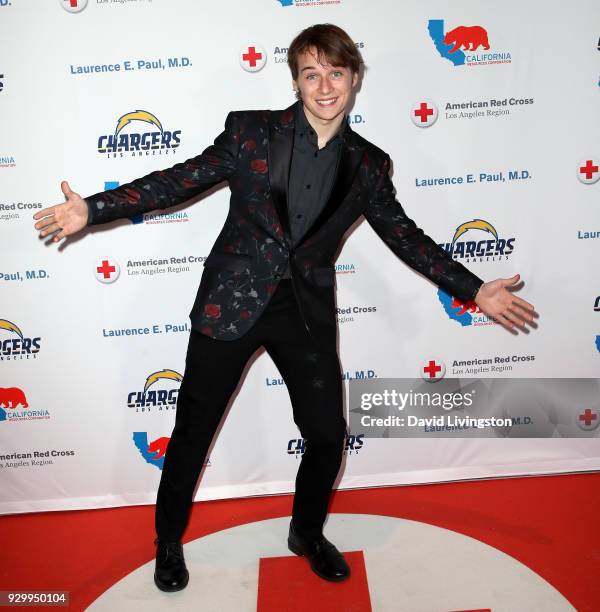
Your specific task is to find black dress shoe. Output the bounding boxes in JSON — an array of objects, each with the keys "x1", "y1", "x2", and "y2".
[
  {"x1": 153, "y1": 538, "x2": 189, "y2": 592},
  {"x1": 287, "y1": 521, "x2": 350, "y2": 582}
]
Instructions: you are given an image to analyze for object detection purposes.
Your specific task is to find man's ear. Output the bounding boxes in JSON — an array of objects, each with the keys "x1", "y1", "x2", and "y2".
[{"x1": 351, "y1": 71, "x2": 358, "y2": 88}]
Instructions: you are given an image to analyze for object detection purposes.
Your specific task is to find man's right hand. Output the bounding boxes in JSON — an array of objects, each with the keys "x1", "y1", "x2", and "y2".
[{"x1": 33, "y1": 181, "x2": 89, "y2": 243}]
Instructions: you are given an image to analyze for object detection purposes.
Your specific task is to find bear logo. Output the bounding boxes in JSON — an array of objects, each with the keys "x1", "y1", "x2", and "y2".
[
  {"x1": 451, "y1": 297, "x2": 481, "y2": 316},
  {"x1": 443, "y1": 25, "x2": 490, "y2": 53},
  {"x1": 0, "y1": 387, "x2": 29, "y2": 409},
  {"x1": 147, "y1": 436, "x2": 170, "y2": 460}
]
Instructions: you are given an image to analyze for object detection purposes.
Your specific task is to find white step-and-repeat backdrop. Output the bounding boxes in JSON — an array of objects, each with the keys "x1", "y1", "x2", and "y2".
[{"x1": 1, "y1": 0, "x2": 598, "y2": 514}]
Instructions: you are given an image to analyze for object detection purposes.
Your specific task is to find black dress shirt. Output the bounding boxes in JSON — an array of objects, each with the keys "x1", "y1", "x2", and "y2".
[{"x1": 282, "y1": 103, "x2": 346, "y2": 278}]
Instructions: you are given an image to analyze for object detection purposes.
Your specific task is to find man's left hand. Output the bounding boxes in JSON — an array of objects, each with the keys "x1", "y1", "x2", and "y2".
[{"x1": 474, "y1": 273, "x2": 535, "y2": 333}]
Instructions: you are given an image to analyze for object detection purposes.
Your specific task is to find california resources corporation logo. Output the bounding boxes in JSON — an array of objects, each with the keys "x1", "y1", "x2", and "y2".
[
  {"x1": 0, "y1": 154, "x2": 16, "y2": 168},
  {"x1": 59, "y1": 0, "x2": 88, "y2": 12},
  {"x1": 277, "y1": 0, "x2": 342, "y2": 7},
  {"x1": 428, "y1": 20, "x2": 512, "y2": 67},
  {"x1": 133, "y1": 432, "x2": 212, "y2": 470},
  {"x1": 98, "y1": 110, "x2": 181, "y2": 158},
  {"x1": 127, "y1": 369, "x2": 182, "y2": 413},
  {"x1": 0, "y1": 319, "x2": 41, "y2": 360},
  {"x1": 0, "y1": 387, "x2": 50, "y2": 423},
  {"x1": 437, "y1": 289, "x2": 496, "y2": 328}
]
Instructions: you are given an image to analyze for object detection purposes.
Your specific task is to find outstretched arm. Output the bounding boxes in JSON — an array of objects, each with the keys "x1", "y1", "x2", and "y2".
[
  {"x1": 364, "y1": 155, "x2": 535, "y2": 333},
  {"x1": 33, "y1": 111, "x2": 240, "y2": 242},
  {"x1": 364, "y1": 154, "x2": 484, "y2": 303}
]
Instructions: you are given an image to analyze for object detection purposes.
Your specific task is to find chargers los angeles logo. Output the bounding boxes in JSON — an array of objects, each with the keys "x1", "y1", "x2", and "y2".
[
  {"x1": 438, "y1": 219, "x2": 516, "y2": 262},
  {"x1": 98, "y1": 110, "x2": 181, "y2": 158},
  {"x1": 127, "y1": 369, "x2": 183, "y2": 412},
  {"x1": 0, "y1": 319, "x2": 41, "y2": 361}
]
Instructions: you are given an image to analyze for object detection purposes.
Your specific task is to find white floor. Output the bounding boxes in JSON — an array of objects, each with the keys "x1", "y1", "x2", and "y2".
[{"x1": 88, "y1": 514, "x2": 575, "y2": 612}]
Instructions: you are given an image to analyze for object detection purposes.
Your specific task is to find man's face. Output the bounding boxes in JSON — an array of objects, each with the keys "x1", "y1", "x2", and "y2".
[{"x1": 292, "y1": 47, "x2": 358, "y2": 124}]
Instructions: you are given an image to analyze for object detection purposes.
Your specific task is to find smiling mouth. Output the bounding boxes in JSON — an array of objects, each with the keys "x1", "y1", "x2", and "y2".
[{"x1": 315, "y1": 97, "x2": 338, "y2": 107}]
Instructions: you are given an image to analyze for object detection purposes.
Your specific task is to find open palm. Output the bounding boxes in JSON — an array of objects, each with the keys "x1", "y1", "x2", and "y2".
[
  {"x1": 474, "y1": 274, "x2": 535, "y2": 332},
  {"x1": 33, "y1": 181, "x2": 88, "y2": 243}
]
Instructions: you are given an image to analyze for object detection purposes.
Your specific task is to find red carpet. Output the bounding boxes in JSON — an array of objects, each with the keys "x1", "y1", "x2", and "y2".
[{"x1": 0, "y1": 473, "x2": 598, "y2": 611}]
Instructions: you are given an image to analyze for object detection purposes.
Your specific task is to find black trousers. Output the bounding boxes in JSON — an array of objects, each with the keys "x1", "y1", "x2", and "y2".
[{"x1": 155, "y1": 279, "x2": 347, "y2": 541}]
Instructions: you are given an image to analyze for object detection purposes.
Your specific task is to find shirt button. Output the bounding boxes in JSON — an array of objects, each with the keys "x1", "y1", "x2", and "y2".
[
  {"x1": 296, "y1": 214, "x2": 303, "y2": 219},
  {"x1": 306, "y1": 184, "x2": 311, "y2": 189},
  {"x1": 314, "y1": 151, "x2": 318, "y2": 158}
]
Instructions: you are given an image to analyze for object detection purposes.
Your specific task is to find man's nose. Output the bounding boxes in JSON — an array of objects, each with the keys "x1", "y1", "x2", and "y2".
[{"x1": 318, "y1": 78, "x2": 333, "y2": 94}]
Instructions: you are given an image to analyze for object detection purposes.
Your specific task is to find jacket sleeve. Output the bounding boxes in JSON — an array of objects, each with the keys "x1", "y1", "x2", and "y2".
[
  {"x1": 363, "y1": 154, "x2": 484, "y2": 303},
  {"x1": 84, "y1": 111, "x2": 240, "y2": 226}
]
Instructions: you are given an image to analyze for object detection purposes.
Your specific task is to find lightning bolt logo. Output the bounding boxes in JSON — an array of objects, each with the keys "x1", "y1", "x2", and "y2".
[
  {"x1": 0, "y1": 320, "x2": 23, "y2": 339},
  {"x1": 144, "y1": 369, "x2": 183, "y2": 393},
  {"x1": 452, "y1": 219, "x2": 498, "y2": 243},
  {"x1": 114, "y1": 110, "x2": 163, "y2": 137}
]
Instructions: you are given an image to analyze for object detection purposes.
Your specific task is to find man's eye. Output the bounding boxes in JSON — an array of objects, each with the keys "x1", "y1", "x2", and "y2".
[
  {"x1": 332, "y1": 71, "x2": 343, "y2": 77},
  {"x1": 306, "y1": 74, "x2": 317, "y2": 80}
]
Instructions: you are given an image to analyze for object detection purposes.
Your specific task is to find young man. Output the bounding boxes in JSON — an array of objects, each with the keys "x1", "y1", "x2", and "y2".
[{"x1": 33, "y1": 24, "x2": 534, "y2": 591}]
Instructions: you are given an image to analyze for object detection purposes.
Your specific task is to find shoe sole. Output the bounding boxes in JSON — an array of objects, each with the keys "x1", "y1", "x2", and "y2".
[
  {"x1": 287, "y1": 539, "x2": 350, "y2": 582},
  {"x1": 153, "y1": 570, "x2": 189, "y2": 592}
]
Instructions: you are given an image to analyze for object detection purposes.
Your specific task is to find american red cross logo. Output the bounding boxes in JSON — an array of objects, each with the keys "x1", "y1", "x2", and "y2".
[
  {"x1": 59, "y1": 0, "x2": 88, "y2": 12},
  {"x1": 577, "y1": 158, "x2": 600, "y2": 184},
  {"x1": 414, "y1": 102, "x2": 434, "y2": 123},
  {"x1": 579, "y1": 160, "x2": 598, "y2": 180},
  {"x1": 242, "y1": 47, "x2": 262, "y2": 68},
  {"x1": 95, "y1": 259, "x2": 120, "y2": 283},
  {"x1": 411, "y1": 100, "x2": 438, "y2": 128},
  {"x1": 97, "y1": 260, "x2": 115, "y2": 279},
  {"x1": 423, "y1": 360, "x2": 442, "y2": 378},
  {"x1": 579, "y1": 408, "x2": 598, "y2": 427},
  {"x1": 240, "y1": 45, "x2": 267, "y2": 73}
]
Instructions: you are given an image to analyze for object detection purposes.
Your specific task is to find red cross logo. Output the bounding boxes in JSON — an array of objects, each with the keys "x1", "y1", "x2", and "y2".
[
  {"x1": 420, "y1": 358, "x2": 445, "y2": 381},
  {"x1": 59, "y1": 0, "x2": 88, "y2": 11},
  {"x1": 577, "y1": 158, "x2": 600, "y2": 184},
  {"x1": 411, "y1": 100, "x2": 438, "y2": 128},
  {"x1": 423, "y1": 360, "x2": 442, "y2": 378},
  {"x1": 240, "y1": 44, "x2": 267, "y2": 72},
  {"x1": 414, "y1": 103, "x2": 434, "y2": 123},
  {"x1": 243, "y1": 47, "x2": 262, "y2": 68},
  {"x1": 578, "y1": 408, "x2": 598, "y2": 428},
  {"x1": 97, "y1": 260, "x2": 115, "y2": 279},
  {"x1": 95, "y1": 259, "x2": 120, "y2": 284}
]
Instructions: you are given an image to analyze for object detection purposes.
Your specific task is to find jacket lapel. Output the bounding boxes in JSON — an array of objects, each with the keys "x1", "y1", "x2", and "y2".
[
  {"x1": 297, "y1": 126, "x2": 365, "y2": 248},
  {"x1": 267, "y1": 103, "x2": 296, "y2": 244},
  {"x1": 266, "y1": 102, "x2": 365, "y2": 249}
]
